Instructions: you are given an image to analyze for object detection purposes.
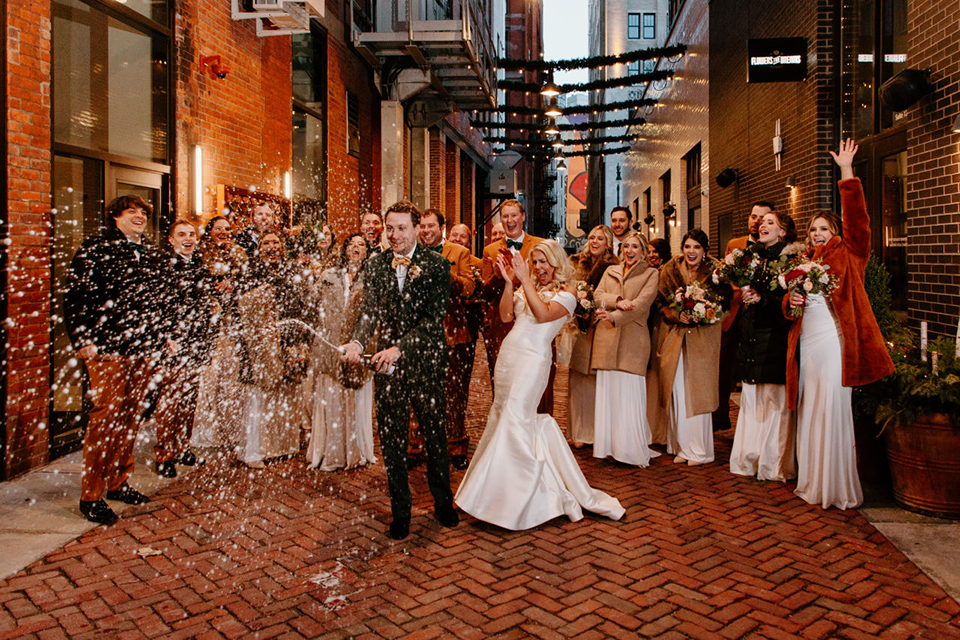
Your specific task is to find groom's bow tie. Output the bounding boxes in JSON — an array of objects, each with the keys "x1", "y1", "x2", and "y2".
[
  {"x1": 391, "y1": 255, "x2": 412, "y2": 269},
  {"x1": 506, "y1": 238, "x2": 522, "y2": 250}
]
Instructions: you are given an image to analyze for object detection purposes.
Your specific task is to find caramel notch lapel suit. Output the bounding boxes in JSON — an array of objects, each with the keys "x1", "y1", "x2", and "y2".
[{"x1": 480, "y1": 233, "x2": 543, "y2": 376}]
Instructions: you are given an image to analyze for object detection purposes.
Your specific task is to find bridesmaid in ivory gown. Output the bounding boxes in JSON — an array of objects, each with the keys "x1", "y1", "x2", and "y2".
[{"x1": 455, "y1": 240, "x2": 625, "y2": 530}]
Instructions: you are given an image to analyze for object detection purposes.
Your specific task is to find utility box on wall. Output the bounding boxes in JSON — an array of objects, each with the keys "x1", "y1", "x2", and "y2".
[{"x1": 490, "y1": 169, "x2": 516, "y2": 195}]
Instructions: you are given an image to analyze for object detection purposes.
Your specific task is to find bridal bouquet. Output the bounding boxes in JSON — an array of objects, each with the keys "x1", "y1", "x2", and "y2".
[
  {"x1": 773, "y1": 258, "x2": 838, "y2": 317},
  {"x1": 712, "y1": 247, "x2": 762, "y2": 289},
  {"x1": 668, "y1": 281, "x2": 722, "y2": 326},
  {"x1": 574, "y1": 282, "x2": 597, "y2": 333}
]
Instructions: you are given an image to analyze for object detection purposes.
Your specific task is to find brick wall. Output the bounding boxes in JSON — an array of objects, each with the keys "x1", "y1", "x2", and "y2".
[
  {"x1": 708, "y1": 0, "x2": 838, "y2": 249},
  {"x1": 906, "y1": 0, "x2": 960, "y2": 337},
  {"x1": 174, "y1": 0, "x2": 292, "y2": 220},
  {"x1": 444, "y1": 138, "x2": 461, "y2": 225},
  {"x1": 323, "y1": 3, "x2": 380, "y2": 232},
  {"x1": 430, "y1": 131, "x2": 446, "y2": 214},
  {"x1": 4, "y1": 0, "x2": 53, "y2": 476}
]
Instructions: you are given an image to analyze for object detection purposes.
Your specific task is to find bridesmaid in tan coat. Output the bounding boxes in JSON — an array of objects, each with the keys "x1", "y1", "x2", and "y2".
[
  {"x1": 647, "y1": 229, "x2": 729, "y2": 466},
  {"x1": 592, "y1": 231, "x2": 660, "y2": 466}
]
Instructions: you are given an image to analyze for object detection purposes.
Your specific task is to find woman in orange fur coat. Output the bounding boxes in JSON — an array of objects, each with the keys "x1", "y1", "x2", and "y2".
[{"x1": 785, "y1": 139, "x2": 894, "y2": 510}]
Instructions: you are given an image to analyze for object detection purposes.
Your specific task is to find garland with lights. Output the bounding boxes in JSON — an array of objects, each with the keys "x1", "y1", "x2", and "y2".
[
  {"x1": 485, "y1": 133, "x2": 641, "y2": 146},
  {"x1": 499, "y1": 69, "x2": 673, "y2": 94},
  {"x1": 514, "y1": 146, "x2": 633, "y2": 158},
  {"x1": 476, "y1": 98, "x2": 658, "y2": 117},
  {"x1": 471, "y1": 116, "x2": 647, "y2": 131},
  {"x1": 499, "y1": 44, "x2": 687, "y2": 72}
]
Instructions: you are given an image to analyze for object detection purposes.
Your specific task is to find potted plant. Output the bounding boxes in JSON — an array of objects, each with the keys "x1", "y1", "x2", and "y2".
[{"x1": 855, "y1": 258, "x2": 960, "y2": 518}]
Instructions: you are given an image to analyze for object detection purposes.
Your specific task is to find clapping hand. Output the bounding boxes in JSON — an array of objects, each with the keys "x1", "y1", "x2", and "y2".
[
  {"x1": 511, "y1": 252, "x2": 531, "y2": 284},
  {"x1": 496, "y1": 253, "x2": 516, "y2": 283}
]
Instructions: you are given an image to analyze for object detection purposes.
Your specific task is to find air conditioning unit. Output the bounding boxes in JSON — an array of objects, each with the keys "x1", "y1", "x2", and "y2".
[
  {"x1": 252, "y1": 0, "x2": 283, "y2": 11},
  {"x1": 256, "y1": 2, "x2": 309, "y2": 35}
]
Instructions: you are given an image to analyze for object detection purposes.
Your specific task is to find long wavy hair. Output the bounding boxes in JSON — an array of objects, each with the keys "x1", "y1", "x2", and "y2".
[{"x1": 529, "y1": 239, "x2": 575, "y2": 291}]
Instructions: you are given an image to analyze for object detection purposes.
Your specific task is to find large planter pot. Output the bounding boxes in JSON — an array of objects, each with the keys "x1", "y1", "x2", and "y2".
[{"x1": 883, "y1": 414, "x2": 960, "y2": 519}]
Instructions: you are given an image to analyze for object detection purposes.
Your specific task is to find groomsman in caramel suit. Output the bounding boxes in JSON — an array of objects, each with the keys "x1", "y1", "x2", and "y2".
[
  {"x1": 411, "y1": 210, "x2": 477, "y2": 470},
  {"x1": 481, "y1": 200, "x2": 543, "y2": 382},
  {"x1": 714, "y1": 201, "x2": 771, "y2": 431}
]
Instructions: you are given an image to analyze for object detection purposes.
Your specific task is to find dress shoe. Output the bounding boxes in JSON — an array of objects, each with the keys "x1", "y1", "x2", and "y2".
[
  {"x1": 451, "y1": 455, "x2": 469, "y2": 470},
  {"x1": 435, "y1": 505, "x2": 459, "y2": 528},
  {"x1": 673, "y1": 455, "x2": 687, "y2": 464},
  {"x1": 388, "y1": 517, "x2": 410, "y2": 540},
  {"x1": 157, "y1": 461, "x2": 177, "y2": 478},
  {"x1": 79, "y1": 500, "x2": 118, "y2": 526},
  {"x1": 179, "y1": 451, "x2": 197, "y2": 466},
  {"x1": 687, "y1": 459, "x2": 703, "y2": 467},
  {"x1": 105, "y1": 484, "x2": 150, "y2": 505}
]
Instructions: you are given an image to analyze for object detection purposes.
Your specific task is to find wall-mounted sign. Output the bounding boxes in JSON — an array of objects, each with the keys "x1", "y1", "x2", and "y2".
[{"x1": 748, "y1": 38, "x2": 808, "y2": 83}]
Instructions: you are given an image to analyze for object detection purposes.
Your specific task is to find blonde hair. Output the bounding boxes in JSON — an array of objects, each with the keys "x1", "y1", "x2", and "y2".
[
  {"x1": 529, "y1": 239, "x2": 574, "y2": 290},
  {"x1": 620, "y1": 230, "x2": 649, "y2": 260},
  {"x1": 579, "y1": 224, "x2": 614, "y2": 258}
]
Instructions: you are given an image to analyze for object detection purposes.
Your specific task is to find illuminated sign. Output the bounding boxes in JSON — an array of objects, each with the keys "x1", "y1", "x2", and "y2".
[{"x1": 748, "y1": 38, "x2": 807, "y2": 83}]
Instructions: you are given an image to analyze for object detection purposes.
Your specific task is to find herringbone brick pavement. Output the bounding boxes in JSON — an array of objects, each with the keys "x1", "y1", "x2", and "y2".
[{"x1": 1, "y1": 345, "x2": 959, "y2": 639}]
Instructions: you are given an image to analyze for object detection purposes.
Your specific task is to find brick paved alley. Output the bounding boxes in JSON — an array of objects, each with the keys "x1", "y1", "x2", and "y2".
[{"x1": 1, "y1": 348, "x2": 959, "y2": 639}]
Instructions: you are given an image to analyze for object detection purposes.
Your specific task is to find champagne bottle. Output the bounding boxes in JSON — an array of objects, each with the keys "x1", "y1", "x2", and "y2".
[{"x1": 360, "y1": 354, "x2": 396, "y2": 375}]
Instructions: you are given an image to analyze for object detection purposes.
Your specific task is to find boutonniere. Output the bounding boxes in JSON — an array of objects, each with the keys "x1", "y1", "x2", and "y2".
[{"x1": 409, "y1": 265, "x2": 423, "y2": 281}]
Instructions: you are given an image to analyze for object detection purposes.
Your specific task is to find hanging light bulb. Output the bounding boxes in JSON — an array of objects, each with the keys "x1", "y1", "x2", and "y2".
[
  {"x1": 544, "y1": 99, "x2": 562, "y2": 118},
  {"x1": 551, "y1": 135, "x2": 564, "y2": 148},
  {"x1": 544, "y1": 123, "x2": 560, "y2": 136},
  {"x1": 557, "y1": 159, "x2": 567, "y2": 171},
  {"x1": 540, "y1": 72, "x2": 560, "y2": 97}
]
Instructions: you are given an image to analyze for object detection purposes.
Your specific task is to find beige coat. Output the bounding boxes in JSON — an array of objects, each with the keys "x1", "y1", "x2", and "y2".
[
  {"x1": 312, "y1": 266, "x2": 369, "y2": 383},
  {"x1": 591, "y1": 261, "x2": 659, "y2": 375},
  {"x1": 568, "y1": 253, "x2": 619, "y2": 376},
  {"x1": 649, "y1": 255, "x2": 725, "y2": 418}
]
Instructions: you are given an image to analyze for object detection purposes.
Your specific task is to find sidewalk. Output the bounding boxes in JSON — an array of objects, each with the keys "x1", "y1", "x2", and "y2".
[{"x1": 0, "y1": 356, "x2": 958, "y2": 638}]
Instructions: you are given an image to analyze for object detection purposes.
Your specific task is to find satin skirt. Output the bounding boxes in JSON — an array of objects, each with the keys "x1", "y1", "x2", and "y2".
[
  {"x1": 729, "y1": 383, "x2": 797, "y2": 481},
  {"x1": 568, "y1": 370, "x2": 596, "y2": 445},
  {"x1": 594, "y1": 370, "x2": 660, "y2": 467},
  {"x1": 795, "y1": 295, "x2": 862, "y2": 509},
  {"x1": 666, "y1": 348, "x2": 714, "y2": 464},
  {"x1": 306, "y1": 374, "x2": 375, "y2": 471},
  {"x1": 240, "y1": 385, "x2": 304, "y2": 464}
]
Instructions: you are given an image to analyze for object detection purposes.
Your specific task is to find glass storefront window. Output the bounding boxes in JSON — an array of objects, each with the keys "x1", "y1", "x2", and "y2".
[
  {"x1": 881, "y1": 151, "x2": 908, "y2": 310},
  {"x1": 51, "y1": 155, "x2": 103, "y2": 413},
  {"x1": 53, "y1": 0, "x2": 169, "y2": 163},
  {"x1": 292, "y1": 107, "x2": 326, "y2": 203},
  {"x1": 292, "y1": 27, "x2": 327, "y2": 221}
]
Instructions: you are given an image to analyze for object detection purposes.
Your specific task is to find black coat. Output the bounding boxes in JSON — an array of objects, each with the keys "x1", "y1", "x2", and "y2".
[
  {"x1": 64, "y1": 227, "x2": 170, "y2": 356},
  {"x1": 163, "y1": 251, "x2": 217, "y2": 367},
  {"x1": 736, "y1": 241, "x2": 792, "y2": 385}
]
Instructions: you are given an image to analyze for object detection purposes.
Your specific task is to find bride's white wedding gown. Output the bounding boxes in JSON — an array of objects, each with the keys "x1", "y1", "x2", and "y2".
[{"x1": 455, "y1": 289, "x2": 625, "y2": 530}]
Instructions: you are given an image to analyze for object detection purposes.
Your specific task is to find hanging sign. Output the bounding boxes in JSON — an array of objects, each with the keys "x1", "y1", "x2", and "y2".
[{"x1": 748, "y1": 38, "x2": 807, "y2": 83}]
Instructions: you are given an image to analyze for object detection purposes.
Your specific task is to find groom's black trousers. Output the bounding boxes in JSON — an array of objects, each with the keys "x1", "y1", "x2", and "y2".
[{"x1": 375, "y1": 369, "x2": 454, "y2": 519}]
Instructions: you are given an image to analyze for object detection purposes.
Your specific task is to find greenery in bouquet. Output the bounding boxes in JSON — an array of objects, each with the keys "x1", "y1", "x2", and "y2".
[
  {"x1": 773, "y1": 258, "x2": 838, "y2": 317},
  {"x1": 711, "y1": 247, "x2": 762, "y2": 288},
  {"x1": 668, "y1": 281, "x2": 722, "y2": 326}
]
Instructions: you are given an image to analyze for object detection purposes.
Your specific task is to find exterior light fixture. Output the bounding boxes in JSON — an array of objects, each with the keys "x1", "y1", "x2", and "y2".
[
  {"x1": 193, "y1": 145, "x2": 203, "y2": 216},
  {"x1": 544, "y1": 124, "x2": 560, "y2": 136},
  {"x1": 551, "y1": 135, "x2": 564, "y2": 148},
  {"x1": 557, "y1": 159, "x2": 567, "y2": 171},
  {"x1": 786, "y1": 175, "x2": 796, "y2": 189},
  {"x1": 540, "y1": 77, "x2": 560, "y2": 97},
  {"x1": 544, "y1": 99, "x2": 562, "y2": 118},
  {"x1": 953, "y1": 114, "x2": 960, "y2": 133},
  {"x1": 284, "y1": 171, "x2": 292, "y2": 199}
]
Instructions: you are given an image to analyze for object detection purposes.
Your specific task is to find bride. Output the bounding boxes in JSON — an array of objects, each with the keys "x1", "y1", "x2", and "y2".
[{"x1": 455, "y1": 240, "x2": 625, "y2": 530}]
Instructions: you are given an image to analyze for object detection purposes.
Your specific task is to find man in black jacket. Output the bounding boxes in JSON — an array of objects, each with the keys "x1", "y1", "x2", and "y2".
[
  {"x1": 64, "y1": 195, "x2": 170, "y2": 525},
  {"x1": 341, "y1": 201, "x2": 458, "y2": 540},
  {"x1": 153, "y1": 219, "x2": 216, "y2": 478}
]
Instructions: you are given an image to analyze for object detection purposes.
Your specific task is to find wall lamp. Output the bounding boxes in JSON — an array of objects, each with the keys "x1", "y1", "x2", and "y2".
[
  {"x1": 201, "y1": 55, "x2": 230, "y2": 80},
  {"x1": 953, "y1": 115, "x2": 960, "y2": 133},
  {"x1": 786, "y1": 175, "x2": 796, "y2": 189},
  {"x1": 193, "y1": 145, "x2": 203, "y2": 216},
  {"x1": 716, "y1": 168, "x2": 738, "y2": 188}
]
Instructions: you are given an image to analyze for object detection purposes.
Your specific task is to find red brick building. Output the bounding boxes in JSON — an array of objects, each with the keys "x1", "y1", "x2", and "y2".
[{"x1": 0, "y1": 0, "x2": 509, "y2": 478}]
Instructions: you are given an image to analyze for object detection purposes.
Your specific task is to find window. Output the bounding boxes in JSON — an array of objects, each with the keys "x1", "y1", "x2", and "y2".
[
  {"x1": 643, "y1": 13, "x2": 656, "y2": 39},
  {"x1": 684, "y1": 143, "x2": 702, "y2": 230},
  {"x1": 627, "y1": 13, "x2": 640, "y2": 39},
  {"x1": 643, "y1": 59, "x2": 656, "y2": 74},
  {"x1": 292, "y1": 26, "x2": 327, "y2": 215},
  {"x1": 628, "y1": 61, "x2": 639, "y2": 76}
]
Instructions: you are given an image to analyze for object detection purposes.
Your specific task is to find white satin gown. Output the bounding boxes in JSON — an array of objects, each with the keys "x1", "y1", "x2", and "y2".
[
  {"x1": 455, "y1": 290, "x2": 625, "y2": 530},
  {"x1": 795, "y1": 294, "x2": 862, "y2": 509}
]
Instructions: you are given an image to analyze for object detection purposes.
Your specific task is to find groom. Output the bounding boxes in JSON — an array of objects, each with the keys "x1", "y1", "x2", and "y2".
[{"x1": 341, "y1": 201, "x2": 458, "y2": 540}]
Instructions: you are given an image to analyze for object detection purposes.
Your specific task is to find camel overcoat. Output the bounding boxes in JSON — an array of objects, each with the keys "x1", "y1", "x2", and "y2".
[
  {"x1": 784, "y1": 178, "x2": 894, "y2": 409},
  {"x1": 568, "y1": 252, "x2": 619, "y2": 375},
  {"x1": 650, "y1": 255, "x2": 727, "y2": 418},
  {"x1": 591, "y1": 260, "x2": 659, "y2": 375}
]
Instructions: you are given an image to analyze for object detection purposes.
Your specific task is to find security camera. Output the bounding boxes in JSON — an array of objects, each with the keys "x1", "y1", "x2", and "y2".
[{"x1": 200, "y1": 55, "x2": 229, "y2": 80}]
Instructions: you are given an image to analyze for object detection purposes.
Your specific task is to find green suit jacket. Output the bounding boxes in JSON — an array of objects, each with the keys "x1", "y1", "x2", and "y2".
[{"x1": 353, "y1": 244, "x2": 451, "y2": 381}]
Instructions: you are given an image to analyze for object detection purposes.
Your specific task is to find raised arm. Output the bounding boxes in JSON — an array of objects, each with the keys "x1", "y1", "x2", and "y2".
[{"x1": 831, "y1": 138, "x2": 871, "y2": 261}]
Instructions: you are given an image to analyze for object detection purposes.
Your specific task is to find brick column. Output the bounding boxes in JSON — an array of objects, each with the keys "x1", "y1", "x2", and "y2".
[
  {"x1": 444, "y1": 139, "x2": 460, "y2": 225},
  {"x1": 4, "y1": 0, "x2": 53, "y2": 477}
]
